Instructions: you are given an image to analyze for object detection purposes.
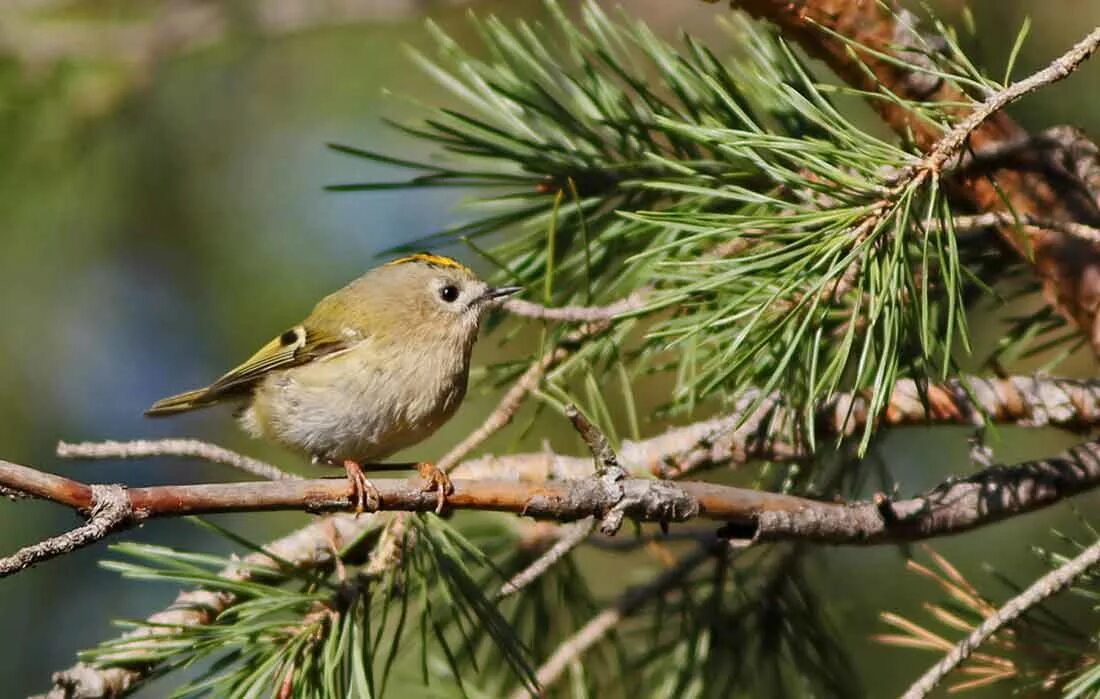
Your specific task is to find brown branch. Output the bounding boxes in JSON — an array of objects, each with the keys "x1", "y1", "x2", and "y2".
[
  {"x1": 4, "y1": 433, "x2": 1100, "y2": 555},
  {"x1": 901, "y1": 538, "x2": 1100, "y2": 699},
  {"x1": 729, "y1": 1, "x2": 1100, "y2": 350},
  {"x1": 32, "y1": 373, "x2": 1100, "y2": 695},
  {"x1": 0, "y1": 484, "x2": 130, "y2": 577}
]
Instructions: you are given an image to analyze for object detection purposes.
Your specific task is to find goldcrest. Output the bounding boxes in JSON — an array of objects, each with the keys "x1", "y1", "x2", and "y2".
[{"x1": 147, "y1": 253, "x2": 521, "y2": 509}]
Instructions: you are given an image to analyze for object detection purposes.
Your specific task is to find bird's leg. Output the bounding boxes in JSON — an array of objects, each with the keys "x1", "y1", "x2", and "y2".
[
  {"x1": 343, "y1": 460, "x2": 380, "y2": 516},
  {"x1": 416, "y1": 462, "x2": 453, "y2": 514}
]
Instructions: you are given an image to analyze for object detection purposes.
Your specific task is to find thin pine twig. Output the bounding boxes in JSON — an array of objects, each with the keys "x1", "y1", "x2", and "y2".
[
  {"x1": 902, "y1": 539, "x2": 1100, "y2": 699},
  {"x1": 510, "y1": 543, "x2": 722, "y2": 699},
  {"x1": 58, "y1": 438, "x2": 299, "y2": 481}
]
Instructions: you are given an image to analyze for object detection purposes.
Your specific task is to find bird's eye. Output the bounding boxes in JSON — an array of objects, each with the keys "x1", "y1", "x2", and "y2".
[{"x1": 439, "y1": 284, "x2": 460, "y2": 303}]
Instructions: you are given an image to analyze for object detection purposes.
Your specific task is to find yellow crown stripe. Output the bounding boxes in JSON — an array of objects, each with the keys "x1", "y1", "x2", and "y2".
[{"x1": 387, "y1": 252, "x2": 471, "y2": 273}]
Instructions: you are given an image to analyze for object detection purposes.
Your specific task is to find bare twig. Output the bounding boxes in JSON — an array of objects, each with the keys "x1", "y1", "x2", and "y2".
[
  {"x1": 502, "y1": 289, "x2": 649, "y2": 322},
  {"x1": 497, "y1": 517, "x2": 596, "y2": 599},
  {"x1": 902, "y1": 539, "x2": 1100, "y2": 699},
  {"x1": 438, "y1": 324, "x2": 606, "y2": 472},
  {"x1": 948, "y1": 211, "x2": 1100, "y2": 244},
  {"x1": 923, "y1": 27, "x2": 1100, "y2": 174},
  {"x1": 0, "y1": 484, "x2": 131, "y2": 577},
  {"x1": 510, "y1": 542, "x2": 722, "y2": 699},
  {"x1": 58, "y1": 438, "x2": 299, "y2": 481}
]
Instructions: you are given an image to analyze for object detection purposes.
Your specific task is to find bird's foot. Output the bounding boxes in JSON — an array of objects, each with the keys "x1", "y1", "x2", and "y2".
[
  {"x1": 343, "y1": 460, "x2": 380, "y2": 516},
  {"x1": 417, "y1": 462, "x2": 453, "y2": 514}
]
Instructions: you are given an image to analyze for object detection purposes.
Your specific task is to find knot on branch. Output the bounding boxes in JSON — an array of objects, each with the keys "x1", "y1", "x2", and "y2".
[
  {"x1": 47, "y1": 663, "x2": 136, "y2": 699},
  {"x1": 88, "y1": 484, "x2": 132, "y2": 522},
  {"x1": 596, "y1": 464, "x2": 627, "y2": 535},
  {"x1": 609, "y1": 480, "x2": 699, "y2": 536}
]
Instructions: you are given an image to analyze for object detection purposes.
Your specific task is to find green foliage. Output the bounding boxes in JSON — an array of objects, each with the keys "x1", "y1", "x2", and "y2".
[
  {"x1": 61, "y1": 3, "x2": 1095, "y2": 698},
  {"x1": 85, "y1": 516, "x2": 537, "y2": 698},
  {"x1": 635, "y1": 546, "x2": 859, "y2": 699},
  {"x1": 329, "y1": 0, "x2": 1042, "y2": 449}
]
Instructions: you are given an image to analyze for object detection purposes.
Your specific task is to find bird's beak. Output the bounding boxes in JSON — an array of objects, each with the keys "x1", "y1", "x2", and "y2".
[{"x1": 483, "y1": 285, "x2": 523, "y2": 303}]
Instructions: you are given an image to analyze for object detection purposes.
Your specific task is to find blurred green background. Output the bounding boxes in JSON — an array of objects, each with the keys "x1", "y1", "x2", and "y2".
[{"x1": 1, "y1": 1, "x2": 1098, "y2": 696}]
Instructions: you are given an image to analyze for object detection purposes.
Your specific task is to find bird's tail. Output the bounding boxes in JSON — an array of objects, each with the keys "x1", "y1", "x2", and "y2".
[{"x1": 145, "y1": 387, "x2": 217, "y2": 417}]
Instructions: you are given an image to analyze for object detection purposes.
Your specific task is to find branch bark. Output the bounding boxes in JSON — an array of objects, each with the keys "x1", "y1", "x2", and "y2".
[
  {"x1": 459, "y1": 376, "x2": 1100, "y2": 481},
  {"x1": 728, "y1": 1, "x2": 1100, "y2": 350},
  {"x1": 6, "y1": 431, "x2": 1100, "y2": 568}
]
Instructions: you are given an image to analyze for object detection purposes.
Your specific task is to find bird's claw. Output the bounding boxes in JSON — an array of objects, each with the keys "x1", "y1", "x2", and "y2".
[
  {"x1": 344, "y1": 460, "x2": 380, "y2": 516},
  {"x1": 417, "y1": 462, "x2": 453, "y2": 514}
]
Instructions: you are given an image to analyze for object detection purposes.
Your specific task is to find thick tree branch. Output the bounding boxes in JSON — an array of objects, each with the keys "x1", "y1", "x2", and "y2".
[
  {"x1": 728, "y1": 1, "x2": 1100, "y2": 350},
  {"x1": 4, "y1": 432, "x2": 1100, "y2": 567},
  {"x1": 902, "y1": 538, "x2": 1100, "y2": 699},
  {"x1": 32, "y1": 374, "x2": 1100, "y2": 695}
]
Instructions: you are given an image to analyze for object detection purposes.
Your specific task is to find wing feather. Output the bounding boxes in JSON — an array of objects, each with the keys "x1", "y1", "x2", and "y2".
[{"x1": 145, "y1": 324, "x2": 349, "y2": 416}]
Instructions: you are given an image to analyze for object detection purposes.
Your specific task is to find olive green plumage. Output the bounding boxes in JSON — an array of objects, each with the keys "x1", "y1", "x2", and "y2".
[{"x1": 147, "y1": 253, "x2": 519, "y2": 465}]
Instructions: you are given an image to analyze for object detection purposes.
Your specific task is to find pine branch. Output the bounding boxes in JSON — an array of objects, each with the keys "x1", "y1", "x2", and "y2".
[
  {"x1": 511, "y1": 541, "x2": 723, "y2": 699},
  {"x1": 40, "y1": 514, "x2": 372, "y2": 699},
  {"x1": 38, "y1": 371, "x2": 1100, "y2": 696},
  {"x1": 460, "y1": 376, "x2": 1100, "y2": 481},
  {"x1": 728, "y1": 0, "x2": 1100, "y2": 349},
  {"x1": 901, "y1": 539, "x2": 1100, "y2": 699},
  {"x1": 7, "y1": 431, "x2": 1100, "y2": 564}
]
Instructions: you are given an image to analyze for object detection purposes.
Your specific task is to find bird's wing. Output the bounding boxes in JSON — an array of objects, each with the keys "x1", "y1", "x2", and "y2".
[{"x1": 145, "y1": 323, "x2": 351, "y2": 416}]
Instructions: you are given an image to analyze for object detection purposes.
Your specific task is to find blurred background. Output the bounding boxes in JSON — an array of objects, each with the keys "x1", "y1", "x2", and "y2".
[{"x1": 1, "y1": 1, "x2": 1098, "y2": 695}]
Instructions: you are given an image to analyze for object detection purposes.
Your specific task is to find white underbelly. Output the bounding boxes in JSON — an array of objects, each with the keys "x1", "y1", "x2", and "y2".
[{"x1": 240, "y1": 344, "x2": 467, "y2": 463}]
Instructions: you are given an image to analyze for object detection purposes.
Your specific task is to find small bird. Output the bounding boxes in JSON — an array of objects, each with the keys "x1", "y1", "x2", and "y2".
[{"x1": 146, "y1": 253, "x2": 521, "y2": 512}]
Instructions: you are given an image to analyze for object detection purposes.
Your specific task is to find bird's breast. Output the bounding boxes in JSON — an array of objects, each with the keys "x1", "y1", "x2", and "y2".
[{"x1": 241, "y1": 339, "x2": 470, "y2": 463}]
